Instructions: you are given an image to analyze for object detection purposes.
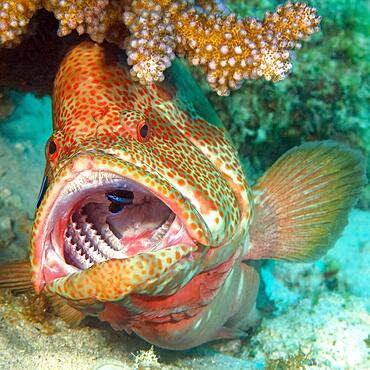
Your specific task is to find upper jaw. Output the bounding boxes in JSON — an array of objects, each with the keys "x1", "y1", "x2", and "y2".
[{"x1": 31, "y1": 154, "x2": 210, "y2": 294}]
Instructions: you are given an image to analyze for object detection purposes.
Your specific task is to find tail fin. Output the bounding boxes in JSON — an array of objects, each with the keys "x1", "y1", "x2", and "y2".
[
  {"x1": 246, "y1": 141, "x2": 366, "y2": 262},
  {"x1": 0, "y1": 260, "x2": 33, "y2": 293}
]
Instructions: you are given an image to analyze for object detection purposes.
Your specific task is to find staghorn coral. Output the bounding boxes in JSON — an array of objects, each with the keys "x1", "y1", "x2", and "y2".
[
  {"x1": 124, "y1": 0, "x2": 320, "y2": 95},
  {"x1": 204, "y1": 0, "x2": 369, "y2": 207},
  {"x1": 0, "y1": 0, "x2": 320, "y2": 95},
  {"x1": 0, "y1": 0, "x2": 42, "y2": 47},
  {"x1": 42, "y1": 0, "x2": 127, "y2": 47}
]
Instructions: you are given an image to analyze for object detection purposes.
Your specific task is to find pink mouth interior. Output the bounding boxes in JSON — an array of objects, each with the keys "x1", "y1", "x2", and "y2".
[
  {"x1": 39, "y1": 172, "x2": 198, "y2": 289},
  {"x1": 63, "y1": 187, "x2": 179, "y2": 270}
]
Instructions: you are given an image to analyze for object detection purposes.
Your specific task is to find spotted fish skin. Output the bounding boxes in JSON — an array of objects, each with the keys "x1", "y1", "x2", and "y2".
[
  {"x1": 29, "y1": 42, "x2": 255, "y2": 348},
  {"x1": 21, "y1": 41, "x2": 364, "y2": 350},
  {"x1": 42, "y1": 41, "x2": 252, "y2": 248}
]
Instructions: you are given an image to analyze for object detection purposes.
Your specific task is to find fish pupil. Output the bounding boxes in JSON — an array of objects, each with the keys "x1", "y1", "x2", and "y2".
[
  {"x1": 48, "y1": 140, "x2": 57, "y2": 155},
  {"x1": 139, "y1": 124, "x2": 149, "y2": 138}
]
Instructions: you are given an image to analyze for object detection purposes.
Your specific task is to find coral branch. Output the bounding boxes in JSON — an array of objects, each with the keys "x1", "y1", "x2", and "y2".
[
  {"x1": 0, "y1": 0, "x2": 321, "y2": 95},
  {"x1": 124, "y1": 1, "x2": 321, "y2": 95},
  {"x1": 0, "y1": 0, "x2": 42, "y2": 47},
  {"x1": 42, "y1": 0, "x2": 126, "y2": 47}
]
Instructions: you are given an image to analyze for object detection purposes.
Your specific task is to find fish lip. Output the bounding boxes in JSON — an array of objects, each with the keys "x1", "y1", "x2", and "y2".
[
  {"x1": 31, "y1": 153, "x2": 210, "y2": 293},
  {"x1": 45, "y1": 242, "x2": 203, "y2": 303}
]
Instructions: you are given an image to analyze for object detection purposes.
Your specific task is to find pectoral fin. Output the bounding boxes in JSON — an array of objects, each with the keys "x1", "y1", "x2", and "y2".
[
  {"x1": 246, "y1": 141, "x2": 366, "y2": 262},
  {"x1": 0, "y1": 260, "x2": 33, "y2": 293},
  {"x1": 46, "y1": 292, "x2": 86, "y2": 327}
]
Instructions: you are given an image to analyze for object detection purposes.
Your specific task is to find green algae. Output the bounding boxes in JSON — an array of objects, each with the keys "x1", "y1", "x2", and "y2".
[
  {"x1": 364, "y1": 334, "x2": 370, "y2": 348},
  {"x1": 265, "y1": 348, "x2": 315, "y2": 370}
]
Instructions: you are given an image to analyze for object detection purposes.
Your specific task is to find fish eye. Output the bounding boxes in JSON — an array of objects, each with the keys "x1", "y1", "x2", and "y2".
[
  {"x1": 140, "y1": 124, "x2": 149, "y2": 138},
  {"x1": 46, "y1": 138, "x2": 59, "y2": 161},
  {"x1": 137, "y1": 121, "x2": 151, "y2": 143},
  {"x1": 49, "y1": 141, "x2": 57, "y2": 155}
]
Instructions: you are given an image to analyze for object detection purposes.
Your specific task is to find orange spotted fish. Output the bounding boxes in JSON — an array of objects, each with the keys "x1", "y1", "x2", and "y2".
[{"x1": 0, "y1": 42, "x2": 365, "y2": 349}]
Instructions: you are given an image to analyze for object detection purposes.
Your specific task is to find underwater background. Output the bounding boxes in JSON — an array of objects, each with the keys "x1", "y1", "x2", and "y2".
[{"x1": 0, "y1": 0, "x2": 369, "y2": 369}]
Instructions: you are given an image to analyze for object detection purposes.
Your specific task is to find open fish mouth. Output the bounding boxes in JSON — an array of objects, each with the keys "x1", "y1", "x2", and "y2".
[
  {"x1": 64, "y1": 183, "x2": 179, "y2": 270},
  {"x1": 34, "y1": 168, "x2": 207, "y2": 295},
  {"x1": 30, "y1": 148, "x2": 213, "y2": 299}
]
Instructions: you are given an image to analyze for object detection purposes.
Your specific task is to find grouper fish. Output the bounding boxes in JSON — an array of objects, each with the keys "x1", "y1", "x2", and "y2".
[{"x1": 0, "y1": 41, "x2": 365, "y2": 350}]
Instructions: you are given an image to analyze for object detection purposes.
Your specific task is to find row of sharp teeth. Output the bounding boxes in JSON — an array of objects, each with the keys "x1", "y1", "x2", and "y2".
[
  {"x1": 64, "y1": 209, "x2": 175, "y2": 270},
  {"x1": 150, "y1": 213, "x2": 175, "y2": 247},
  {"x1": 64, "y1": 211, "x2": 128, "y2": 270}
]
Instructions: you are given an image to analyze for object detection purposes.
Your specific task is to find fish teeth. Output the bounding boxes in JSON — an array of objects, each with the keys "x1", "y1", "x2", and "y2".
[
  {"x1": 64, "y1": 208, "x2": 176, "y2": 270},
  {"x1": 96, "y1": 241, "x2": 127, "y2": 260},
  {"x1": 149, "y1": 213, "x2": 175, "y2": 246},
  {"x1": 86, "y1": 241, "x2": 107, "y2": 264},
  {"x1": 100, "y1": 224, "x2": 124, "y2": 251},
  {"x1": 91, "y1": 231, "x2": 127, "y2": 260},
  {"x1": 66, "y1": 221, "x2": 105, "y2": 265},
  {"x1": 64, "y1": 235, "x2": 93, "y2": 269}
]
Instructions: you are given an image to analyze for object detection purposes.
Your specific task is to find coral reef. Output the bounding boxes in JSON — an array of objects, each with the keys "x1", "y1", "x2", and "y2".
[
  {"x1": 265, "y1": 348, "x2": 314, "y2": 370},
  {"x1": 250, "y1": 292, "x2": 369, "y2": 369},
  {"x1": 0, "y1": 0, "x2": 42, "y2": 47},
  {"x1": 0, "y1": 0, "x2": 320, "y2": 95},
  {"x1": 0, "y1": 188, "x2": 32, "y2": 263},
  {"x1": 132, "y1": 346, "x2": 160, "y2": 370},
  {"x1": 205, "y1": 0, "x2": 370, "y2": 206},
  {"x1": 124, "y1": 0, "x2": 320, "y2": 95},
  {"x1": 0, "y1": 91, "x2": 49, "y2": 264},
  {"x1": 0, "y1": 289, "x2": 54, "y2": 334},
  {"x1": 42, "y1": 0, "x2": 127, "y2": 46},
  {"x1": 0, "y1": 0, "x2": 126, "y2": 47}
]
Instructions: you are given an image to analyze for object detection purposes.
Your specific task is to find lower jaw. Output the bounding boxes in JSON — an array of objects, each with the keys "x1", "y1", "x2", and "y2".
[
  {"x1": 45, "y1": 242, "x2": 200, "y2": 302},
  {"x1": 42, "y1": 208, "x2": 196, "y2": 286}
]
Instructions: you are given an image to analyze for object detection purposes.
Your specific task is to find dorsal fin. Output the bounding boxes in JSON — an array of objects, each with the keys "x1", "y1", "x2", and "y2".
[{"x1": 246, "y1": 141, "x2": 366, "y2": 262}]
